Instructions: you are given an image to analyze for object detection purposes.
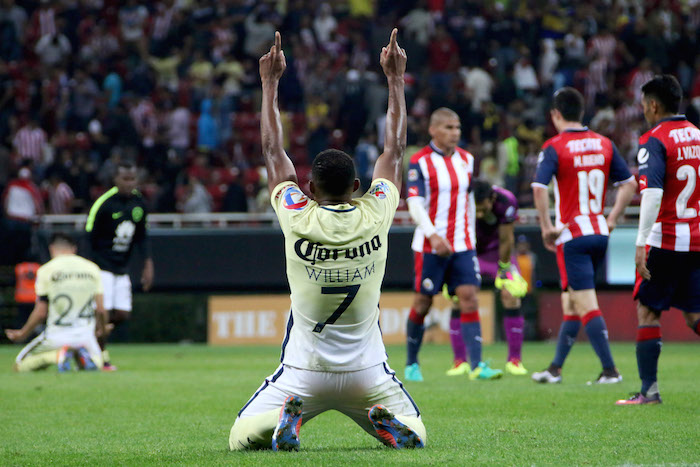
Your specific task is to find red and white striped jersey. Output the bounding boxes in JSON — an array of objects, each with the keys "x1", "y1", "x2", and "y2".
[
  {"x1": 533, "y1": 128, "x2": 634, "y2": 245},
  {"x1": 638, "y1": 116, "x2": 700, "y2": 251},
  {"x1": 406, "y1": 142, "x2": 476, "y2": 253},
  {"x1": 12, "y1": 126, "x2": 47, "y2": 163}
]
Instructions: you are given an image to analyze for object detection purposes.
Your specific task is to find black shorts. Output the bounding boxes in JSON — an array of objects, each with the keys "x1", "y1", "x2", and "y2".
[{"x1": 634, "y1": 248, "x2": 700, "y2": 313}]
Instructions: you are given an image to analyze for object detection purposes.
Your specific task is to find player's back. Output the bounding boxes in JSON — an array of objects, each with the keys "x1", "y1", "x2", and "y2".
[
  {"x1": 537, "y1": 128, "x2": 631, "y2": 244},
  {"x1": 271, "y1": 179, "x2": 399, "y2": 371},
  {"x1": 638, "y1": 117, "x2": 700, "y2": 251},
  {"x1": 37, "y1": 254, "x2": 103, "y2": 336}
]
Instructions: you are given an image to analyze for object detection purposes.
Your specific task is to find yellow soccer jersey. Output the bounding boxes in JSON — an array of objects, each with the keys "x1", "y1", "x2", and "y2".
[
  {"x1": 35, "y1": 254, "x2": 103, "y2": 337},
  {"x1": 271, "y1": 178, "x2": 399, "y2": 371}
]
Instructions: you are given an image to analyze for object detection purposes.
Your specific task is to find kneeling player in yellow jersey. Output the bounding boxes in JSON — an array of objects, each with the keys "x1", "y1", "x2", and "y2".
[
  {"x1": 229, "y1": 30, "x2": 425, "y2": 451},
  {"x1": 5, "y1": 233, "x2": 107, "y2": 372}
]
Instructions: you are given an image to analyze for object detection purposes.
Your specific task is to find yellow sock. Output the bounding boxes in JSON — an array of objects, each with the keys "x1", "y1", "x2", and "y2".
[
  {"x1": 15, "y1": 351, "x2": 58, "y2": 372},
  {"x1": 229, "y1": 408, "x2": 280, "y2": 451}
]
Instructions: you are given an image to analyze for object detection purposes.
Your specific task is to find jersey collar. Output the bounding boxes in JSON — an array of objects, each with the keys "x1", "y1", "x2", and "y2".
[
  {"x1": 657, "y1": 115, "x2": 687, "y2": 124},
  {"x1": 429, "y1": 141, "x2": 455, "y2": 157},
  {"x1": 562, "y1": 126, "x2": 589, "y2": 133}
]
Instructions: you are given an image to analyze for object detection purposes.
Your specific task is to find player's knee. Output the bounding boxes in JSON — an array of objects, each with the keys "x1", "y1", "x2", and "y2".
[
  {"x1": 501, "y1": 291, "x2": 520, "y2": 309},
  {"x1": 412, "y1": 294, "x2": 432, "y2": 315},
  {"x1": 683, "y1": 313, "x2": 700, "y2": 331},
  {"x1": 636, "y1": 304, "x2": 660, "y2": 326}
]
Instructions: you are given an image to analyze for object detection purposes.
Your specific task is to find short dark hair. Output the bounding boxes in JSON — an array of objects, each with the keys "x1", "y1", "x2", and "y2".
[
  {"x1": 117, "y1": 158, "x2": 137, "y2": 171},
  {"x1": 311, "y1": 149, "x2": 356, "y2": 197},
  {"x1": 552, "y1": 87, "x2": 584, "y2": 122},
  {"x1": 472, "y1": 179, "x2": 494, "y2": 203},
  {"x1": 50, "y1": 232, "x2": 76, "y2": 247},
  {"x1": 641, "y1": 74, "x2": 682, "y2": 114}
]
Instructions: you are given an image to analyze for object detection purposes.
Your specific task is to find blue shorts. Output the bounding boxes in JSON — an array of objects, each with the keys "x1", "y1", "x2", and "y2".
[
  {"x1": 634, "y1": 248, "x2": 700, "y2": 314},
  {"x1": 413, "y1": 250, "x2": 481, "y2": 296},
  {"x1": 556, "y1": 235, "x2": 608, "y2": 291}
]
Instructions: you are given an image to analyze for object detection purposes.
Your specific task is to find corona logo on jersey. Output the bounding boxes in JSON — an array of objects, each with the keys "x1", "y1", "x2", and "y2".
[
  {"x1": 282, "y1": 187, "x2": 309, "y2": 210},
  {"x1": 370, "y1": 181, "x2": 389, "y2": 199},
  {"x1": 294, "y1": 235, "x2": 382, "y2": 265}
]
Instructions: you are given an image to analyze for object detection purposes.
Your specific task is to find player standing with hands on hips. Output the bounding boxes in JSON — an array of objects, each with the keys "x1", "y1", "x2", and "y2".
[
  {"x1": 531, "y1": 87, "x2": 637, "y2": 385},
  {"x1": 617, "y1": 75, "x2": 700, "y2": 405},
  {"x1": 230, "y1": 30, "x2": 426, "y2": 451}
]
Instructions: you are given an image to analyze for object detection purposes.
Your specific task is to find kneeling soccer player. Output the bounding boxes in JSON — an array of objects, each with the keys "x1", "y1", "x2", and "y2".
[
  {"x1": 229, "y1": 30, "x2": 425, "y2": 451},
  {"x1": 5, "y1": 233, "x2": 107, "y2": 372}
]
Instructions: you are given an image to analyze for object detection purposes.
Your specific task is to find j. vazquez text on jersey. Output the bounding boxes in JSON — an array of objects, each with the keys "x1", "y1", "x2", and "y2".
[{"x1": 294, "y1": 236, "x2": 382, "y2": 265}]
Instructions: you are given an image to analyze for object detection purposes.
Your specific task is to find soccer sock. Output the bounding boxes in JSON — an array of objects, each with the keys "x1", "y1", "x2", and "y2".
[
  {"x1": 449, "y1": 308, "x2": 467, "y2": 363},
  {"x1": 14, "y1": 351, "x2": 58, "y2": 372},
  {"x1": 229, "y1": 408, "x2": 280, "y2": 451},
  {"x1": 406, "y1": 309, "x2": 425, "y2": 366},
  {"x1": 460, "y1": 311, "x2": 482, "y2": 370},
  {"x1": 636, "y1": 326, "x2": 662, "y2": 396},
  {"x1": 551, "y1": 316, "x2": 581, "y2": 369},
  {"x1": 503, "y1": 307, "x2": 524, "y2": 362},
  {"x1": 691, "y1": 319, "x2": 700, "y2": 337},
  {"x1": 582, "y1": 310, "x2": 615, "y2": 370}
]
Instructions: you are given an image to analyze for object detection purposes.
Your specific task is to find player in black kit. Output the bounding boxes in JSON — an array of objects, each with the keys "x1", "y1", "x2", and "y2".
[{"x1": 85, "y1": 160, "x2": 154, "y2": 370}]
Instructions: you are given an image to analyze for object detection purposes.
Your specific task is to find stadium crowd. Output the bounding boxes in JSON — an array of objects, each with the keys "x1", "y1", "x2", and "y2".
[{"x1": 1, "y1": 0, "x2": 700, "y2": 218}]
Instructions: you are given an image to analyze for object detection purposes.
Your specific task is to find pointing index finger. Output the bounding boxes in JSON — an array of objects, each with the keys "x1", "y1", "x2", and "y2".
[{"x1": 275, "y1": 31, "x2": 281, "y2": 53}]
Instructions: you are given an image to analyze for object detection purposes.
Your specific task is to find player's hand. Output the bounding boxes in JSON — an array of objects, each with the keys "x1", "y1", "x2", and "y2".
[
  {"x1": 541, "y1": 224, "x2": 566, "y2": 252},
  {"x1": 606, "y1": 216, "x2": 617, "y2": 233},
  {"x1": 5, "y1": 329, "x2": 24, "y2": 342},
  {"x1": 495, "y1": 262, "x2": 528, "y2": 298},
  {"x1": 429, "y1": 233, "x2": 453, "y2": 257},
  {"x1": 259, "y1": 31, "x2": 286, "y2": 82},
  {"x1": 380, "y1": 28, "x2": 406, "y2": 79},
  {"x1": 635, "y1": 245, "x2": 651, "y2": 280}
]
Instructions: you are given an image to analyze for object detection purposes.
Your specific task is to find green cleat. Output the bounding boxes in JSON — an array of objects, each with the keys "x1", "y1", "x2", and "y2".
[
  {"x1": 446, "y1": 360, "x2": 470, "y2": 376},
  {"x1": 505, "y1": 360, "x2": 528, "y2": 376},
  {"x1": 469, "y1": 362, "x2": 503, "y2": 380},
  {"x1": 404, "y1": 363, "x2": 424, "y2": 382}
]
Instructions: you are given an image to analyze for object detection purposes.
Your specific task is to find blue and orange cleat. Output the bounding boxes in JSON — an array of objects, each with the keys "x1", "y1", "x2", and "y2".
[
  {"x1": 75, "y1": 347, "x2": 97, "y2": 371},
  {"x1": 615, "y1": 392, "x2": 662, "y2": 405},
  {"x1": 57, "y1": 346, "x2": 74, "y2": 372},
  {"x1": 272, "y1": 395, "x2": 303, "y2": 451},
  {"x1": 368, "y1": 404, "x2": 424, "y2": 449}
]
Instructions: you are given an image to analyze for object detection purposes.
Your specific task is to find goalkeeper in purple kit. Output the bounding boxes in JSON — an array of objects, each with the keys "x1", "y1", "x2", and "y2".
[{"x1": 446, "y1": 180, "x2": 529, "y2": 376}]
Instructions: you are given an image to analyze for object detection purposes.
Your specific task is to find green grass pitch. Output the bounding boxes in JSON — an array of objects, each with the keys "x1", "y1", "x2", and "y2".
[{"x1": 1, "y1": 342, "x2": 699, "y2": 465}]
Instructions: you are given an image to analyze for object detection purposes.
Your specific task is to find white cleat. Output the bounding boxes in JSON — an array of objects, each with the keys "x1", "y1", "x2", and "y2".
[{"x1": 531, "y1": 369, "x2": 562, "y2": 384}]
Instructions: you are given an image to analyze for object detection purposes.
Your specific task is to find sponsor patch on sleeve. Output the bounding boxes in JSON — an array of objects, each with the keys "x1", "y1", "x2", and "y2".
[
  {"x1": 638, "y1": 175, "x2": 647, "y2": 191},
  {"x1": 408, "y1": 186, "x2": 419, "y2": 197},
  {"x1": 282, "y1": 186, "x2": 309, "y2": 210},
  {"x1": 408, "y1": 168, "x2": 419, "y2": 182},
  {"x1": 369, "y1": 181, "x2": 390, "y2": 199}
]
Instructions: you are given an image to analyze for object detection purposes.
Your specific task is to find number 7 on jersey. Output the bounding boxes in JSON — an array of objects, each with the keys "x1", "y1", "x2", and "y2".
[{"x1": 312, "y1": 285, "x2": 361, "y2": 333}]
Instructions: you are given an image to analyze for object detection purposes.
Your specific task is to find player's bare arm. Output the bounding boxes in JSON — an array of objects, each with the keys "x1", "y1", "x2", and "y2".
[
  {"x1": 4, "y1": 300, "x2": 48, "y2": 342},
  {"x1": 498, "y1": 223, "x2": 515, "y2": 264},
  {"x1": 606, "y1": 178, "x2": 638, "y2": 232},
  {"x1": 141, "y1": 258, "x2": 154, "y2": 292},
  {"x1": 533, "y1": 185, "x2": 565, "y2": 251},
  {"x1": 372, "y1": 28, "x2": 407, "y2": 190},
  {"x1": 259, "y1": 31, "x2": 297, "y2": 192},
  {"x1": 95, "y1": 294, "x2": 108, "y2": 338}
]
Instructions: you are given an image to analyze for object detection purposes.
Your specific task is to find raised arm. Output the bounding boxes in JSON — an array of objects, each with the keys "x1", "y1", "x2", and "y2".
[
  {"x1": 259, "y1": 32, "x2": 297, "y2": 192},
  {"x1": 372, "y1": 28, "x2": 407, "y2": 191}
]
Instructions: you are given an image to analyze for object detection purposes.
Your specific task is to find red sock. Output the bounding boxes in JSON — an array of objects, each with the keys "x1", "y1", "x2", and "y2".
[
  {"x1": 408, "y1": 308, "x2": 425, "y2": 325},
  {"x1": 582, "y1": 309, "x2": 602, "y2": 326},
  {"x1": 460, "y1": 311, "x2": 479, "y2": 323},
  {"x1": 637, "y1": 326, "x2": 662, "y2": 342}
]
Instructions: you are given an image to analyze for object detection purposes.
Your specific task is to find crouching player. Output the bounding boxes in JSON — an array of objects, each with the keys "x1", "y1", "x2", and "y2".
[
  {"x1": 445, "y1": 180, "x2": 529, "y2": 376},
  {"x1": 5, "y1": 233, "x2": 106, "y2": 372}
]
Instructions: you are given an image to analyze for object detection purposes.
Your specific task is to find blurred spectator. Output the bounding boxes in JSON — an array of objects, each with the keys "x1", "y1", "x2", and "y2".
[
  {"x1": 44, "y1": 166, "x2": 74, "y2": 214},
  {"x1": 12, "y1": 118, "x2": 48, "y2": 169},
  {"x1": 178, "y1": 175, "x2": 212, "y2": 213},
  {"x1": 313, "y1": 3, "x2": 337, "y2": 44},
  {"x1": 3, "y1": 166, "x2": 43, "y2": 221},
  {"x1": 119, "y1": 0, "x2": 149, "y2": 56},
  {"x1": 197, "y1": 99, "x2": 218, "y2": 151},
  {"x1": 34, "y1": 27, "x2": 71, "y2": 68}
]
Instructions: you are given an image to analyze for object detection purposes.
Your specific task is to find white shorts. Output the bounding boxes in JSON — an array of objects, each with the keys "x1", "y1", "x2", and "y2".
[
  {"x1": 15, "y1": 330, "x2": 101, "y2": 364},
  {"x1": 101, "y1": 271, "x2": 132, "y2": 312},
  {"x1": 237, "y1": 362, "x2": 421, "y2": 435}
]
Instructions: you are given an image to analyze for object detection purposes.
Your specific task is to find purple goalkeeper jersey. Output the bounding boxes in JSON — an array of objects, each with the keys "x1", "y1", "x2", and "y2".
[{"x1": 475, "y1": 186, "x2": 519, "y2": 256}]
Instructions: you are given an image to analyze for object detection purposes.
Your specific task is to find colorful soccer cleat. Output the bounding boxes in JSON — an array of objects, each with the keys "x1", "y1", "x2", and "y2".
[
  {"x1": 404, "y1": 363, "x2": 424, "y2": 382},
  {"x1": 469, "y1": 361, "x2": 503, "y2": 380},
  {"x1": 57, "y1": 346, "x2": 74, "y2": 373},
  {"x1": 75, "y1": 347, "x2": 97, "y2": 371},
  {"x1": 102, "y1": 362, "x2": 118, "y2": 372},
  {"x1": 615, "y1": 392, "x2": 662, "y2": 405},
  {"x1": 446, "y1": 360, "x2": 470, "y2": 376},
  {"x1": 588, "y1": 369, "x2": 622, "y2": 385},
  {"x1": 368, "y1": 404, "x2": 424, "y2": 449},
  {"x1": 272, "y1": 395, "x2": 303, "y2": 452},
  {"x1": 531, "y1": 368, "x2": 562, "y2": 384},
  {"x1": 505, "y1": 360, "x2": 528, "y2": 375}
]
